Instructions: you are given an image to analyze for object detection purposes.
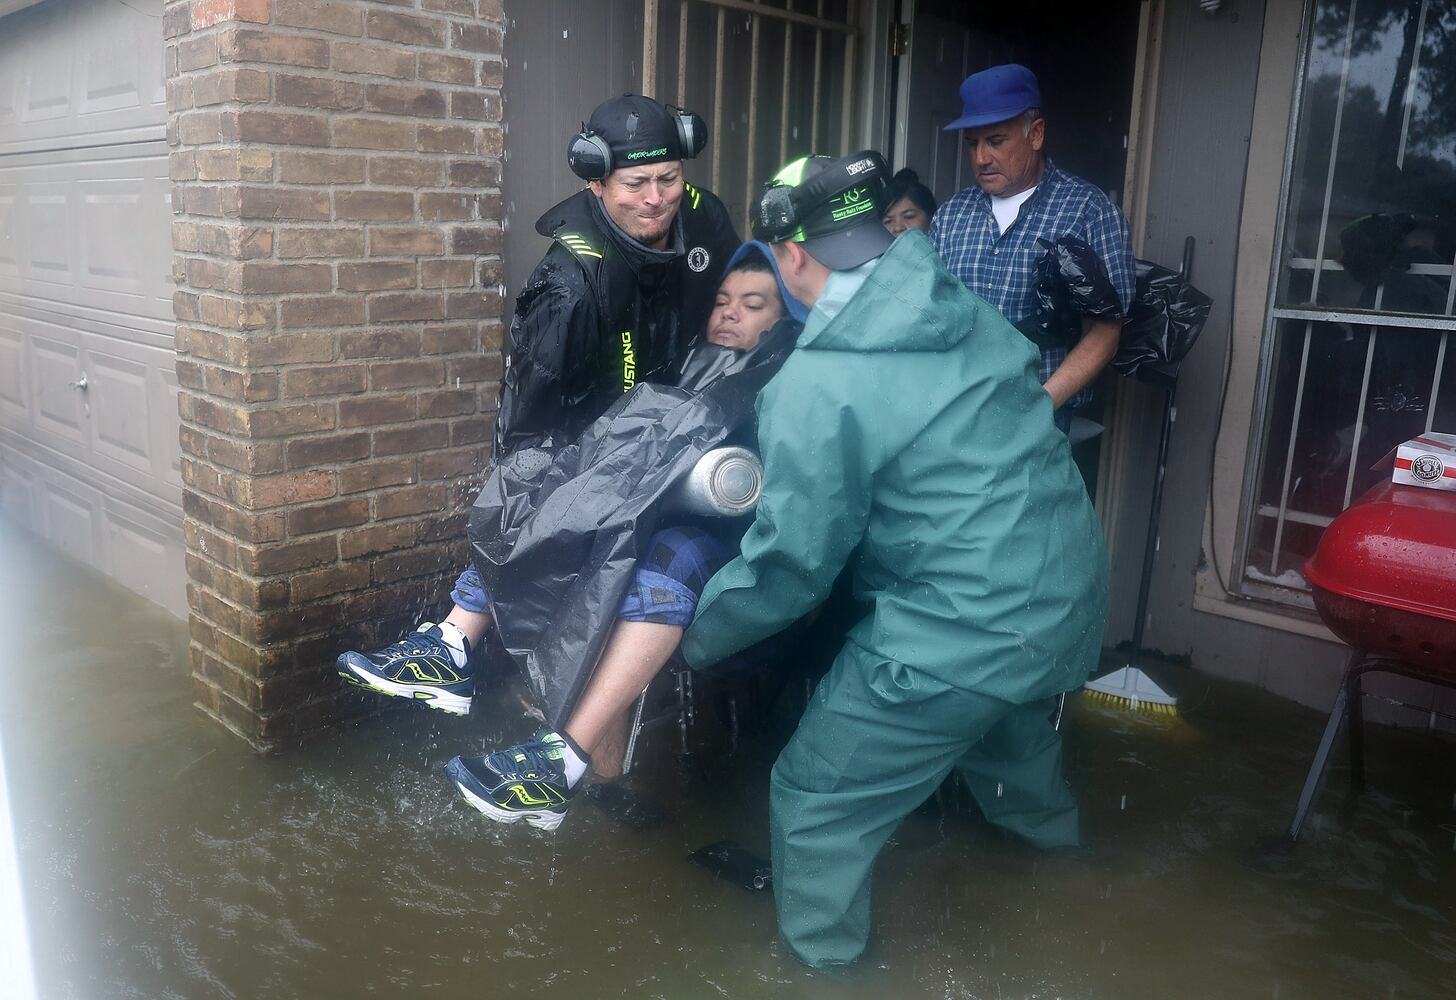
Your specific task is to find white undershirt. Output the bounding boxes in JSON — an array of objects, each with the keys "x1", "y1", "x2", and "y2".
[{"x1": 990, "y1": 186, "x2": 1036, "y2": 235}]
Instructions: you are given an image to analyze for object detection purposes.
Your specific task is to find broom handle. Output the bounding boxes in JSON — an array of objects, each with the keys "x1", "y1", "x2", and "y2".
[
  {"x1": 1128, "y1": 381, "x2": 1175, "y2": 671},
  {"x1": 1128, "y1": 237, "x2": 1195, "y2": 671}
]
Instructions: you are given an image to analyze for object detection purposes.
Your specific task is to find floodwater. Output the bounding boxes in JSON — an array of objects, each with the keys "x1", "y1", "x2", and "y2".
[{"x1": 2, "y1": 523, "x2": 1455, "y2": 1000}]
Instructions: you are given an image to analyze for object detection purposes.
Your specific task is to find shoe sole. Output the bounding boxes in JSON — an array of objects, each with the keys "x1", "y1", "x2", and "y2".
[
  {"x1": 336, "y1": 655, "x2": 471, "y2": 717},
  {"x1": 444, "y1": 759, "x2": 566, "y2": 832}
]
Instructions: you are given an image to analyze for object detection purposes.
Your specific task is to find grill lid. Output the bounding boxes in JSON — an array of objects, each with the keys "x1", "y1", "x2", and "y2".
[{"x1": 1304, "y1": 480, "x2": 1456, "y2": 624}]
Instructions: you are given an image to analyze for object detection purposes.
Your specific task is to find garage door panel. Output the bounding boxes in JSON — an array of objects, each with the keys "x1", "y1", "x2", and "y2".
[
  {"x1": 87, "y1": 351, "x2": 151, "y2": 470},
  {"x1": 0, "y1": 151, "x2": 172, "y2": 321},
  {"x1": 76, "y1": 161, "x2": 174, "y2": 312},
  {"x1": 81, "y1": 181, "x2": 150, "y2": 296},
  {"x1": 22, "y1": 52, "x2": 74, "y2": 126},
  {"x1": 5, "y1": 309, "x2": 181, "y2": 507},
  {"x1": 104, "y1": 505, "x2": 184, "y2": 614},
  {"x1": 82, "y1": 327, "x2": 182, "y2": 500},
  {"x1": 0, "y1": 0, "x2": 163, "y2": 155},
  {"x1": 158, "y1": 363, "x2": 183, "y2": 482},
  {"x1": 23, "y1": 189, "x2": 73, "y2": 287},
  {"x1": 31, "y1": 336, "x2": 84, "y2": 440},
  {"x1": 0, "y1": 190, "x2": 16, "y2": 282},
  {"x1": 0, "y1": 325, "x2": 23, "y2": 414},
  {"x1": 0, "y1": 57, "x2": 17, "y2": 133},
  {"x1": 2, "y1": 0, "x2": 178, "y2": 618},
  {"x1": 0, "y1": 457, "x2": 37, "y2": 528},
  {"x1": 1, "y1": 444, "x2": 186, "y2": 618},
  {"x1": 42, "y1": 480, "x2": 98, "y2": 566},
  {"x1": 80, "y1": 36, "x2": 146, "y2": 118}
]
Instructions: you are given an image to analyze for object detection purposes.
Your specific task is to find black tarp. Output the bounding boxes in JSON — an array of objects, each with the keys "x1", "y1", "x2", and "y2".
[
  {"x1": 1017, "y1": 237, "x2": 1125, "y2": 351},
  {"x1": 468, "y1": 320, "x2": 799, "y2": 727},
  {"x1": 1018, "y1": 236, "x2": 1213, "y2": 388}
]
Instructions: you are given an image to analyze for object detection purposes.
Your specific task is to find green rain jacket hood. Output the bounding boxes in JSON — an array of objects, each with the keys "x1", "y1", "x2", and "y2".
[{"x1": 683, "y1": 231, "x2": 1108, "y2": 703}]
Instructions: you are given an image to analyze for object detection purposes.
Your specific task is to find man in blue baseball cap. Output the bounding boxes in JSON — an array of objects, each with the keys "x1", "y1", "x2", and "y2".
[{"x1": 932, "y1": 64, "x2": 1135, "y2": 433}]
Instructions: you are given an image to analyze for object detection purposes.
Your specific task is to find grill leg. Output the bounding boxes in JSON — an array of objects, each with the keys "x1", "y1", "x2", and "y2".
[
  {"x1": 1345, "y1": 664, "x2": 1366, "y2": 790},
  {"x1": 1289, "y1": 651, "x2": 1364, "y2": 842}
]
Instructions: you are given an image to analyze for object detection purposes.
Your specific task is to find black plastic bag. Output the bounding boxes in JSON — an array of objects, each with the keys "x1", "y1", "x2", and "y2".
[
  {"x1": 1113, "y1": 257, "x2": 1213, "y2": 387},
  {"x1": 468, "y1": 321, "x2": 799, "y2": 727},
  {"x1": 1017, "y1": 237, "x2": 1124, "y2": 350},
  {"x1": 1021, "y1": 235, "x2": 1212, "y2": 388}
]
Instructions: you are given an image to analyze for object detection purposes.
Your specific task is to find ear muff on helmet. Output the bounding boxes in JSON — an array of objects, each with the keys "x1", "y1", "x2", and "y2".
[
  {"x1": 752, "y1": 150, "x2": 891, "y2": 243},
  {"x1": 754, "y1": 185, "x2": 799, "y2": 243},
  {"x1": 567, "y1": 128, "x2": 614, "y2": 181},
  {"x1": 568, "y1": 105, "x2": 708, "y2": 180},
  {"x1": 668, "y1": 106, "x2": 708, "y2": 160}
]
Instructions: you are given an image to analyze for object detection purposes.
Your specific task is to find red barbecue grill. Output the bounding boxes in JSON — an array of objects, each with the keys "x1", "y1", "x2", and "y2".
[{"x1": 1288, "y1": 479, "x2": 1456, "y2": 840}]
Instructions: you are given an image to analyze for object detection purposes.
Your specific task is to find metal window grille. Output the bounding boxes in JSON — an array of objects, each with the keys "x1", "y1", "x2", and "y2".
[
  {"x1": 1236, "y1": 0, "x2": 1456, "y2": 609},
  {"x1": 641, "y1": 0, "x2": 859, "y2": 234}
]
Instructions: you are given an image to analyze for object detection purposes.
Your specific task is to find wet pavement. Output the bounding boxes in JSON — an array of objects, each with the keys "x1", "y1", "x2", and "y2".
[{"x1": 2, "y1": 521, "x2": 1455, "y2": 1000}]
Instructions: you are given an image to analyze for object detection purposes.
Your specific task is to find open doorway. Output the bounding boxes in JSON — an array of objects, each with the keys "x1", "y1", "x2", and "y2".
[{"x1": 889, "y1": 0, "x2": 1144, "y2": 494}]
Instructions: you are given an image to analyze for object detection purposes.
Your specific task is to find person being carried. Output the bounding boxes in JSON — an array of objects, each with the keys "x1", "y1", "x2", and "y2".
[
  {"x1": 930, "y1": 63, "x2": 1134, "y2": 433},
  {"x1": 336, "y1": 95, "x2": 739, "y2": 714},
  {"x1": 679, "y1": 151, "x2": 1106, "y2": 969},
  {"x1": 441, "y1": 248, "x2": 797, "y2": 825}
]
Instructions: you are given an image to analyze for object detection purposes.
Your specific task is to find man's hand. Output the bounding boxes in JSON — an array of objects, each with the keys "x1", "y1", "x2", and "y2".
[{"x1": 1043, "y1": 317, "x2": 1120, "y2": 410}]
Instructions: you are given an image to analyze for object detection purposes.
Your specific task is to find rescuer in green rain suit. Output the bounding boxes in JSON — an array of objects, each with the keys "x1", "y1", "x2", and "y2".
[{"x1": 681, "y1": 151, "x2": 1109, "y2": 969}]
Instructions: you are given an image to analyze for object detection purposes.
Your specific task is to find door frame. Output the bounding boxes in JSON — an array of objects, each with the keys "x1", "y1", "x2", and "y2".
[
  {"x1": 886, "y1": 0, "x2": 1167, "y2": 553},
  {"x1": 1095, "y1": 0, "x2": 1166, "y2": 556}
]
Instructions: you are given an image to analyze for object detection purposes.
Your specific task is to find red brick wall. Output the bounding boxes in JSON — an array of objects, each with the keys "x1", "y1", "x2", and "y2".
[{"x1": 164, "y1": 0, "x2": 506, "y2": 749}]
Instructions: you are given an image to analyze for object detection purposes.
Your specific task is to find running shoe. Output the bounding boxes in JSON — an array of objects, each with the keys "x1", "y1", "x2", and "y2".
[
  {"x1": 445, "y1": 732, "x2": 578, "y2": 831},
  {"x1": 336, "y1": 623, "x2": 473, "y2": 716}
]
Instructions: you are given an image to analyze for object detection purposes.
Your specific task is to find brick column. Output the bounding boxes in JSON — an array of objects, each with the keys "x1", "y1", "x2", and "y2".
[{"x1": 164, "y1": 0, "x2": 506, "y2": 749}]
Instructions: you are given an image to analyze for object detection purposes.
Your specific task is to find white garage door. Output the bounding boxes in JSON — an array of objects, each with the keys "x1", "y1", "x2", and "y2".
[{"x1": 0, "y1": 0, "x2": 182, "y2": 616}]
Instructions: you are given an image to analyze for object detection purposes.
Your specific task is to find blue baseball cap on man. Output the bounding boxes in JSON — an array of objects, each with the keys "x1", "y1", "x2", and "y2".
[{"x1": 943, "y1": 63, "x2": 1041, "y2": 132}]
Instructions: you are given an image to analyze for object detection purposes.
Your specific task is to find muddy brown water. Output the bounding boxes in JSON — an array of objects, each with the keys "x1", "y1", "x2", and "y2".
[{"x1": 2, "y1": 523, "x2": 1455, "y2": 999}]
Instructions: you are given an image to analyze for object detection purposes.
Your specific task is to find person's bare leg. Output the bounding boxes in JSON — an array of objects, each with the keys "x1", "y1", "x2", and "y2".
[
  {"x1": 589, "y1": 713, "x2": 631, "y2": 779},
  {"x1": 442, "y1": 606, "x2": 493, "y2": 647},
  {"x1": 563, "y1": 621, "x2": 683, "y2": 775}
]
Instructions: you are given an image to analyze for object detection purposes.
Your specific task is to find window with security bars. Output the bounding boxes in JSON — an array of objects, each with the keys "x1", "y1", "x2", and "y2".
[
  {"x1": 1240, "y1": 0, "x2": 1456, "y2": 606},
  {"x1": 645, "y1": 0, "x2": 859, "y2": 236}
]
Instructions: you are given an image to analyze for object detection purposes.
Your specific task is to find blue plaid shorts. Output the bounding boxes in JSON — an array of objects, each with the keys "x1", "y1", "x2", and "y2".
[{"x1": 451, "y1": 526, "x2": 732, "y2": 628}]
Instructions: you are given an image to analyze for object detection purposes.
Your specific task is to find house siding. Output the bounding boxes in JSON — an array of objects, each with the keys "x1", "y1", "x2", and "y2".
[
  {"x1": 1106, "y1": 0, "x2": 1353, "y2": 703},
  {"x1": 1114, "y1": 0, "x2": 1452, "y2": 730}
]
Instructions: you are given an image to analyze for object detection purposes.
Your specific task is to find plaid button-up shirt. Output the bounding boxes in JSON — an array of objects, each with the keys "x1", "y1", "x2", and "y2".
[{"x1": 930, "y1": 160, "x2": 1135, "y2": 409}]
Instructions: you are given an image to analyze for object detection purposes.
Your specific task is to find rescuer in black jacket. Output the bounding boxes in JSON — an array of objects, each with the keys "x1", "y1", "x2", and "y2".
[
  {"x1": 337, "y1": 94, "x2": 740, "y2": 713},
  {"x1": 495, "y1": 164, "x2": 739, "y2": 457}
]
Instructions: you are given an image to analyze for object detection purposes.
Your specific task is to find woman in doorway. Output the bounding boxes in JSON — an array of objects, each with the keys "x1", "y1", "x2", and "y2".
[{"x1": 881, "y1": 168, "x2": 938, "y2": 235}]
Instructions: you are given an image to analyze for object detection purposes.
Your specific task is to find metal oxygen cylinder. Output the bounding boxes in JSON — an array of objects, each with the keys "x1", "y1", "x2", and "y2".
[{"x1": 667, "y1": 447, "x2": 763, "y2": 517}]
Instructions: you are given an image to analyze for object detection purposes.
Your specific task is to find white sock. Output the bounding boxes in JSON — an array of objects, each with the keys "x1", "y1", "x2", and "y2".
[
  {"x1": 423, "y1": 621, "x2": 469, "y2": 670},
  {"x1": 547, "y1": 731, "x2": 589, "y2": 788}
]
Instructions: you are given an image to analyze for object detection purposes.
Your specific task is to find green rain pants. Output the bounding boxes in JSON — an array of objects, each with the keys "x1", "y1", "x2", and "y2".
[{"x1": 769, "y1": 642, "x2": 1079, "y2": 969}]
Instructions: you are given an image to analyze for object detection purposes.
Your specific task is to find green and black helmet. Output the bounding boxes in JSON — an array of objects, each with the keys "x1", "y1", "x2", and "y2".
[{"x1": 752, "y1": 151, "x2": 893, "y2": 269}]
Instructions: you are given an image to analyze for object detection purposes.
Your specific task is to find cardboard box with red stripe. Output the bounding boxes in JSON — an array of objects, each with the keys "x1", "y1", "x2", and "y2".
[{"x1": 1393, "y1": 432, "x2": 1456, "y2": 492}]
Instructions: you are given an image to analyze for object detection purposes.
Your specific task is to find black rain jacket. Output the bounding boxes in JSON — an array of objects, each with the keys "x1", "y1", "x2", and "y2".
[
  {"x1": 471, "y1": 321, "x2": 799, "y2": 725},
  {"x1": 493, "y1": 182, "x2": 740, "y2": 459}
]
